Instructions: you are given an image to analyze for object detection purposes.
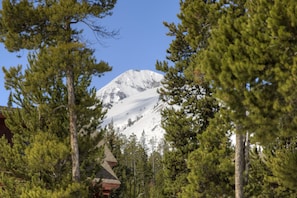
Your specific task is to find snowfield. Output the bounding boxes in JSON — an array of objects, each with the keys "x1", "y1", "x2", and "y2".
[{"x1": 97, "y1": 70, "x2": 165, "y2": 147}]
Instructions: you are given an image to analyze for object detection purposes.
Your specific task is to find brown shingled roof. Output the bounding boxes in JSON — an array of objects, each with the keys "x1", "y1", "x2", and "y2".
[{"x1": 95, "y1": 140, "x2": 121, "y2": 196}]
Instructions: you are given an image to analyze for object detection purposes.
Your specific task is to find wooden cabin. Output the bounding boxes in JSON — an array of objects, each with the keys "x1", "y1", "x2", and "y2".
[{"x1": 95, "y1": 140, "x2": 121, "y2": 197}]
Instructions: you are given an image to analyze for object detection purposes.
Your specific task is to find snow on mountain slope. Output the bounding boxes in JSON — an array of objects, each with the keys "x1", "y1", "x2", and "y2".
[
  {"x1": 102, "y1": 87, "x2": 165, "y2": 141},
  {"x1": 97, "y1": 69, "x2": 163, "y2": 107},
  {"x1": 96, "y1": 70, "x2": 165, "y2": 144}
]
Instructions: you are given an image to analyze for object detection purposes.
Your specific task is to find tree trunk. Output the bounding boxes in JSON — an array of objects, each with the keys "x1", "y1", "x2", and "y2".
[
  {"x1": 235, "y1": 132, "x2": 245, "y2": 198},
  {"x1": 244, "y1": 132, "x2": 250, "y2": 186},
  {"x1": 66, "y1": 68, "x2": 80, "y2": 182}
]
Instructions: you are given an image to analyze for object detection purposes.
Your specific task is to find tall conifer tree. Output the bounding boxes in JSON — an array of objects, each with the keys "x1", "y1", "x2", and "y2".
[
  {"x1": 181, "y1": 108, "x2": 234, "y2": 197},
  {"x1": 244, "y1": 0, "x2": 297, "y2": 192},
  {"x1": 0, "y1": 0, "x2": 116, "y2": 196},
  {"x1": 199, "y1": 0, "x2": 297, "y2": 196},
  {"x1": 0, "y1": 62, "x2": 106, "y2": 196},
  {"x1": 0, "y1": 0, "x2": 116, "y2": 184},
  {"x1": 156, "y1": 1, "x2": 226, "y2": 196}
]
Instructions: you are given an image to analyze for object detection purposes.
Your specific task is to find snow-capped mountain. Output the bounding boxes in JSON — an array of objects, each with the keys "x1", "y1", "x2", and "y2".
[
  {"x1": 96, "y1": 70, "x2": 165, "y2": 145},
  {"x1": 97, "y1": 69, "x2": 163, "y2": 108}
]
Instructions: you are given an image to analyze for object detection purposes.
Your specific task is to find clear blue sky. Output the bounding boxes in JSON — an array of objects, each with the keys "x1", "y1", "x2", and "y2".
[{"x1": 0, "y1": 0, "x2": 180, "y2": 106}]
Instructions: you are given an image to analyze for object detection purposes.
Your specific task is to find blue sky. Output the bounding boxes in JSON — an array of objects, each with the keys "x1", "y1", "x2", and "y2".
[{"x1": 0, "y1": 0, "x2": 180, "y2": 106}]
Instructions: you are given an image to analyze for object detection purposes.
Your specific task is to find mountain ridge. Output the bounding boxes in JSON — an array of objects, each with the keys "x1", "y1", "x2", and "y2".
[
  {"x1": 97, "y1": 69, "x2": 163, "y2": 107},
  {"x1": 96, "y1": 69, "x2": 165, "y2": 146}
]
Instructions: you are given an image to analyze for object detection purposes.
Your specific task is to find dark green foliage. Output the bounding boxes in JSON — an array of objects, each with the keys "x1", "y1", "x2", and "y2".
[
  {"x1": 179, "y1": 0, "x2": 227, "y2": 51},
  {"x1": 263, "y1": 137, "x2": 297, "y2": 195},
  {"x1": 156, "y1": 1, "x2": 227, "y2": 197},
  {"x1": 0, "y1": 0, "x2": 117, "y2": 195},
  {"x1": 158, "y1": 0, "x2": 297, "y2": 196},
  {"x1": 157, "y1": 54, "x2": 212, "y2": 197},
  {"x1": 181, "y1": 108, "x2": 235, "y2": 197},
  {"x1": 246, "y1": 144, "x2": 297, "y2": 198},
  {"x1": 120, "y1": 134, "x2": 152, "y2": 198},
  {"x1": 148, "y1": 150, "x2": 165, "y2": 198},
  {"x1": 105, "y1": 125, "x2": 130, "y2": 198},
  {"x1": 0, "y1": 0, "x2": 117, "y2": 51},
  {"x1": 200, "y1": 0, "x2": 297, "y2": 144},
  {"x1": 105, "y1": 126, "x2": 167, "y2": 198},
  {"x1": 0, "y1": 62, "x2": 106, "y2": 196},
  {"x1": 245, "y1": 0, "x2": 297, "y2": 143},
  {"x1": 198, "y1": 0, "x2": 248, "y2": 129},
  {"x1": 198, "y1": 0, "x2": 297, "y2": 196},
  {"x1": 245, "y1": 147, "x2": 268, "y2": 197}
]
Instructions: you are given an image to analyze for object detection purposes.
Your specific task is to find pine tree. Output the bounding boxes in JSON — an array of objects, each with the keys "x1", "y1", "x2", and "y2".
[
  {"x1": 181, "y1": 108, "x2": 234, "y2": 197},
  {"x1": 263, "y1": 137, "x2": 297, "y2": 195},
  {"x1": 199, "y1": 1, "x2": 297, "y2": 196},
  {"x1": 156, "y1": 1, "x2": 226, "y2": 197},
  {"x1": 0, "y1": 0, "x2": 116, "y2": 183},
  {"x1": 245, "y1": 146, "x2": 281, "y2": 197},
  {"x1": 122, "y1": 134, "x2": 152, "y2": 198},
  {"x1": 148, "y1": 150, "x2": 165, "y2": 198},
  {"x1": 200, "y1": 0, "x2": 297, "y2": 148},
  {"x1": 0, "y1": 0, "x2": 116, "y2": 196},
  {"x1": 195, "y1": 1, "x2": 253, "y2": 197},
  {"x1": 240, "y1": 0, "x2": 297, "y2": 143},
  {"x1": 156, "y1": 38, "x2": 206, "y2": 196},
  {"x1": 245, "y1": 144, "x2": 297, "y2": 197},
  {"x1": 0, "y1": 64, "x2": 105, "y2": 196},
  {"x1": 105, "y1": 131, "x2": 153, "y2": 198},
  {"x1": 244, "y1": 0, "x2": 297, "y2": 193}
]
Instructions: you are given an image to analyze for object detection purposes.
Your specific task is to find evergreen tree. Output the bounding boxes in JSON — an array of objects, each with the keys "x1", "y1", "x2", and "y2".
[
  {"x1": 195, "y1": 1, "x2": 253, "y2": 197},
  {"x1": 156, "y1": 38, "x2": 204, "y2": 196},
  {"x1": 200, "y1": 0, "x2": 297, "y2": 149},
  {"x1": 199, "y1": 1, "x2": 297, "y2": 196},
  {"x1": 244, "y1": 1, "x2": 297, "y2": 193},
  {"x1": 246, "y1": 144, "x2": 297, "y2": 197},
  {"x1": 105, "y1": 124, "x2": 128, "y2": 198},
  {"x1": 0, "y1": 0, "x2": 116, "y2": 196},
  {"x1": 181, "y1": 108, "x2": 234, "y2": 197},
  {"x1": 245, "y1": 146, "x2": 280, "y2": 198},
  {"x1": 148, "y1": 150, "x2": 165, "y2": 198},
  {"x1": 156, "y1": 1, "x2": 225, "y2": 197},
  {"x1": 263, "y1": 137, "x2": 297, "y2": 195},
  {"x1": 105, "y1": 122, "x2": 123, "y2": 161},
  {"x1": 241, "y1": 0, "x2": 297, "y2": 143},
  {"x1": 105, "y1": 121, "x2": 128, "y2": 198},
  {"x1": 245, "y1": 147, "x2": 268, "y2": 197},
  {"x1": 0, "y1": 0, "x2": 116, "y2": 183},
  {"x1": 106, "y1": 131, "x2": 153, "y2": 198},
  {"x1": 123, "y1": 134, "x2": 152, "y2": 198},
  {"x1": 0, "y1": 64, "x2": 105, "y2": 196}
]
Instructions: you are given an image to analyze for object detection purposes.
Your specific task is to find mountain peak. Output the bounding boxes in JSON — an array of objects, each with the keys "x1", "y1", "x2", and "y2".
[
  {"x1": 97, "y1": 70, "x2": 163, "y2": 106},
  {"x1": 96, "y1": 69, "x2": 165, "y2": 146}
]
